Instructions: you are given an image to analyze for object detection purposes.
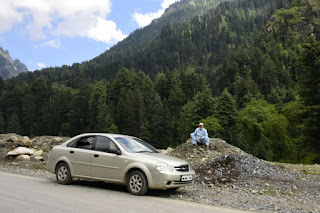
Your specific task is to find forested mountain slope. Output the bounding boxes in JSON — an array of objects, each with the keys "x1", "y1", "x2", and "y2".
[
  {"x1": 93, "y1": 0, "x2": 229, "y2": 66},
  {"x1": 1, "y1": 0, "x2": 319, "y2": 163}
]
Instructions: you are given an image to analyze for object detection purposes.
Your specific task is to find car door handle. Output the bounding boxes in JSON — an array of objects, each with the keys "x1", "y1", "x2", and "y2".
[
  {"x1": 70, "y1": 151, "x2": 74, "y2": 154},
  {"x1": 94, "y1": 154, "x2": 99, "y2": 158}
]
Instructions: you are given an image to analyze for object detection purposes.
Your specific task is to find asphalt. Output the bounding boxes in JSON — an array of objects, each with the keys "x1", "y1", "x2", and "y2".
[{"x1": 0, "y1": 172, "x2": 250, "y2": 213}]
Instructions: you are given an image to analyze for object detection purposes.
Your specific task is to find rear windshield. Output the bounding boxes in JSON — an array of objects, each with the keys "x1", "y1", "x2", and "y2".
[{"x1": 114, "y1": 137, "x2": 158, "y2": 153}]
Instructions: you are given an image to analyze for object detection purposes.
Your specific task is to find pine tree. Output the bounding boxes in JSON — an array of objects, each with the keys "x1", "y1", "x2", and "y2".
[
  {"x1": 213, "y1": 88, "x2": 238, "y2": 143},
  {"x1": 21, "y1": 93, "x2": 36, "y2": 135},
  {"x1": 282, "y1": 100, "x2": 306, "y2": 161},
  {"x1": 178, "y1": 88, "x2": 214, "y2": 142},
  {"x1": 0, "y1": 111, "x2": 5, "y2": 133},
  {"x1": 7, "y1": 111, "x2": 22, "y2": 134},
  {"x1": 69, "y1": 85, "x2": 91, "y2": 135},
  {"x1": 32, "y1": 77, "x2": 49, "y2": 135},
  {"x1": 298, "y1": 40, "x2": 320, "y2": 162},
  {"x1": 149, "y1": 94, "x2": 173, "y2": 148}
]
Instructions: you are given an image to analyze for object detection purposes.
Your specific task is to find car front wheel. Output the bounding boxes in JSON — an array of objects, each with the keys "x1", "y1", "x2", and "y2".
[
  {"x1": 56, "y1": 162, "x2": 72, "y2": 184},
  {"x1": 127, "y1": 171, "x2": 148, "y2": 195}
]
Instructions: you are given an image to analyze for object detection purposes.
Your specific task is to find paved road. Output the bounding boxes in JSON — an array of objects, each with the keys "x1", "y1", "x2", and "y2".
[{"x1": 0, "y1": 172, "x2": 249, "y2": 213}]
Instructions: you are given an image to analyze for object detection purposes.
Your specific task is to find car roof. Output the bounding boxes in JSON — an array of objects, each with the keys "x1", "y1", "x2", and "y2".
[{"x1": 76, "y1": 133, "x2": 134, "y2": 139}]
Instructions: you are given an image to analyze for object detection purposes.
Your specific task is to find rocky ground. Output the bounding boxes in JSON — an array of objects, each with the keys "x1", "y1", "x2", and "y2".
[{"x1": 0, "y1": 134, "x2": 319, "y2": 213}]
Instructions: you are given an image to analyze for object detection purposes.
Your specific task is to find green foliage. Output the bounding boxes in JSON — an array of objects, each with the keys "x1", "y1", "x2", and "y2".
[
  {"x1": 282, "y1": 100, "x2": 306, "y2": 161},
  {"x1": 200, "y1": 116, "x2": 223, "y2": 138},
  {"x1": 178, "y1": 88, "x2": 215, "y2": 142},
  {"x1": 298, "y1": 40, "x2": 320, "y2": 162},
  {"x1": 237, "y1": 99, "x2": 292, "y2": 161},
  {"x1": 213, "y1": 88, "x2": 238, "y2": 143},
  {"x1": 68, "y1": 85, "x2": 91, "y2": 136},
  {"x1": 7, "y1": 111, "x2": 22, "y2": 134},
  {"x1": 0, "y1": 110, "x2": 5, "y2": 133}
]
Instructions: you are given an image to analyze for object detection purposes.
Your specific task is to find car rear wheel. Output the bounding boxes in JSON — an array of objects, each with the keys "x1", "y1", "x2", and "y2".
[
  {"x1": 56, "y1": 162, "x2": 72, "y2": 184},
  {"x1": 127, "y1": 171, "x2": 148, "y2": 195}
]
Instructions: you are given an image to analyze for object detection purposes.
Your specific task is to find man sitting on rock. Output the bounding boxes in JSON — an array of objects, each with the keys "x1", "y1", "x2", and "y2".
[{"x1": 190, "y1": 123, "x2": 209, "y2": 150}]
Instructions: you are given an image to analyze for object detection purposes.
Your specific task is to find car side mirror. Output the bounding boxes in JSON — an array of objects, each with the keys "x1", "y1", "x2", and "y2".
[{"x1": 109, "y1": 147, "x2": 121, "y2": 155}]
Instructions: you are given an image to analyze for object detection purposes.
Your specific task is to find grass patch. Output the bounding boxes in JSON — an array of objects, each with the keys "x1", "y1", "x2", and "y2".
[{"x1": 271, "y1": 162, "x2": 320, "y2": 177}]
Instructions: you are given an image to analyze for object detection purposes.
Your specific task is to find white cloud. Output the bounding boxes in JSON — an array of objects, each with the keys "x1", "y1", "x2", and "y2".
[
  {"x1": 87, "y1": 17, "x2": 127, "y2": 44},
  {"x1": 37, "y1": 63, "x2": 46, "y2": 69},
  {"x1": 42, "y1": 39, "x2": 61, "y2": 48},
  {"x1": 0, "y1": 0, "x2": 24, "y2": 33},
  {"x1": 0, "y1": 0, "x2": 126, "y2": 45},
  {"x1": 133, "y1": 0, "x2": 180, "y2": 28}
]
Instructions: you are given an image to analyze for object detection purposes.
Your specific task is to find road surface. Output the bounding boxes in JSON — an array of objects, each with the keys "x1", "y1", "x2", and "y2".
[{"x1": 0, "y1": 172, "x2": 250, "y2": 213}]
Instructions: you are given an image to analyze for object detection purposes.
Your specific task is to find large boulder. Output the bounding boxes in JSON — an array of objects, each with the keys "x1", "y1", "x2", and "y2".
[
  {"x1": 16, "y1": 136, "x2": 33, "y2": 147},
  {"x1": 32, "y1": 156, "x2": 44, "y2": 161},
  {"x1": 52, "y1": 137, "x2": 63, "y2": 144},
  {"x1": 32, "y1": 150, "x2": 43, "y2": 156},
  {"x1": 16, "y1": 154, "x2": 31, "y2": 161},
  {"x1": 8, "y1": 136, "x2": 19, "y2": 142},
  {"x1": 7, "y1": 147, "x2": 35, "y2": 156},
  {"x1": 159, "y1": 147, "x2": 174, "y2": 155}
]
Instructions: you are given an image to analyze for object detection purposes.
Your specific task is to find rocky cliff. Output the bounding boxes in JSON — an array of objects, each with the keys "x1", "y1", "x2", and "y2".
[{"x1": 0, "y1": 47, "x2": 28, "y2": 80}]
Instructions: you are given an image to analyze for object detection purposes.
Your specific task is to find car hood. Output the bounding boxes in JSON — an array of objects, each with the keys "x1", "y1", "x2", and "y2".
[{"x1": 131, "y1": 152, "x2": 188, "y2": 166}]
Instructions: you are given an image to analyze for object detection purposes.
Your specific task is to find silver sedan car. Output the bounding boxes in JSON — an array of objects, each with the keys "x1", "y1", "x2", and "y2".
[{"x1": 46, "y1": 133, "x2": 195, "y2": 195}]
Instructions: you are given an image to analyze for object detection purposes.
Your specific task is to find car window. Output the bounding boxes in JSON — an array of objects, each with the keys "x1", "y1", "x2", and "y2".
[
  {"x1": 114, "y1": 137, "x2": 158, "y2": 153},
  {"x1": 74, "y1": 136, "x2": 95, "y2": 150},
  {"x1": 95, "y1": 136, "x2": 118, "y2": 153}
]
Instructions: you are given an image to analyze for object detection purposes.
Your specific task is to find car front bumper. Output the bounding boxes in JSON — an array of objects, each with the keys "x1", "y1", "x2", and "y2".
[{"x1": 149, "y1": 170, "x2": 196, "y2": 189}]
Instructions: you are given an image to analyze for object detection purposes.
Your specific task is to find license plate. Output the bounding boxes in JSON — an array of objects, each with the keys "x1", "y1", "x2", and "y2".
[{"x1": 181, "y1": 175, "x2": 193, "y2": 181}]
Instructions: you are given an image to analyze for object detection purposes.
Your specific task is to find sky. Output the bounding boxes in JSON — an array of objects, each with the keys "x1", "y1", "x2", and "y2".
[{"x1": 0, "y1": 0, "x2": 180, "y2": 71}]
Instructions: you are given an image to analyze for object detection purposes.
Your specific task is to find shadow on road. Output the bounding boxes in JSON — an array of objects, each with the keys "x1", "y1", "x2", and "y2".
[{"x1": 58, "y1": 179, "x2": 183, "y2": 197}]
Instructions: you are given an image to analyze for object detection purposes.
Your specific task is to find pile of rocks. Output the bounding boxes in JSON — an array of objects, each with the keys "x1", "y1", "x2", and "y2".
[
  {"x1": 171, "y1": 139, "x2": 319, "y2": 192},
  {"x1": 170, "y1": 138, "x2": 246, "y2": 169},
  {"x1": 0, "y1": 134, "x2": 69, "y2": 164},
  {"x1": 196, "y1": 153, "x2": 302, "y2": 185},
  {"x1": 169, "y1": 139, "x2": 320, "y2": 213}
]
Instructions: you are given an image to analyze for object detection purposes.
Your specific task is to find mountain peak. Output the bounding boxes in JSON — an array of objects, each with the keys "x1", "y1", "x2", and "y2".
[{"x1": 0, "y1": 47, "x2": 29, "y2": 80}]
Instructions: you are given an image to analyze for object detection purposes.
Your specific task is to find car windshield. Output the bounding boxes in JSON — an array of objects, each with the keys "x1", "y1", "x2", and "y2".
[{"x1": 114, "y1": 137, "x2": 158, "y2": 153}]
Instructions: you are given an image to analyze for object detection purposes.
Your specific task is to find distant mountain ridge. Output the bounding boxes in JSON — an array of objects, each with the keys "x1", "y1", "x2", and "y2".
[
  {"x1": 93, "y1": 0, "x2": 228, "y2": 66},
  {"x1": 0, "y1": 47, "x2": 28, "y2": 80}
]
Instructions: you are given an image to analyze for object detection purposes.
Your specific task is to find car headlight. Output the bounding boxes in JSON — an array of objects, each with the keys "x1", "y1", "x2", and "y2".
[{"x1": 156, "y1": 162, "x2": 174, "y2": 171}]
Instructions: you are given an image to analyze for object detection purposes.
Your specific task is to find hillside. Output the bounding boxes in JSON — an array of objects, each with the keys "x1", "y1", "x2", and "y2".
[
  {"x1": 0, "y1": 47, "x2": 28, "y2": 80},
  {"x1": 0, "y1": 134, "x2": 319, "y2": 212}
]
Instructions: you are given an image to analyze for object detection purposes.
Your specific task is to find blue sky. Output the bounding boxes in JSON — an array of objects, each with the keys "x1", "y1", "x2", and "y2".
[{"x1": 0, "y1": 0, "x2": 180, "y2": 71}]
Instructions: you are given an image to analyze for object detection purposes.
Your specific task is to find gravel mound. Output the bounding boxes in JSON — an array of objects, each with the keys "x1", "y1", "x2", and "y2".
[
  {"x1": 196, "y1": 153, "x2": 301, "y2": 184},
  {"x1": 170, "y1": 138, "x2": 245, "y2": 169}
]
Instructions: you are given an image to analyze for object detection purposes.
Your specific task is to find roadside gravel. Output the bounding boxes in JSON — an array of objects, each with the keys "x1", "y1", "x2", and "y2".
[
  {"x1": 0, "y1": 163, "x2": 55, "y2": 180},
  {"x1": 1, "y1": 161, "x2": 318, "y2": 213}
]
